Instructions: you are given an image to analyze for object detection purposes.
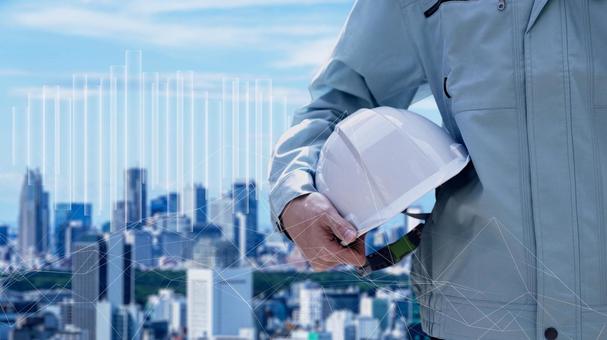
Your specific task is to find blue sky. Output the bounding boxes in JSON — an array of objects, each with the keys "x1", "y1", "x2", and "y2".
[{"x1": 0, "y1": 0, "x2": 440, "y2": 230}]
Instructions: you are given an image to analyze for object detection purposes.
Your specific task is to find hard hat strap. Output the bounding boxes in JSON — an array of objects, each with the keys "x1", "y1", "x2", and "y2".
[{"x1": 356, "y1": 222, "x2": 425, "y2": 277}]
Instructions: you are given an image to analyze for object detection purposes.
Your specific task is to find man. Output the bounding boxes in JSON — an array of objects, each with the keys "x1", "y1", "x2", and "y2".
[{"x1": 269, "y1": 0, "x2": 607, "y2": 339}]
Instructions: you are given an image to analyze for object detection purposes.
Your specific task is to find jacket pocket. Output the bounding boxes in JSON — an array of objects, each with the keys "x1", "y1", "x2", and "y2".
[
  {"x1": 426, "y1": 0, "x2": 517, "y2": 113},
  {"x1": 590, "y1": 1, "x2": 607, "y2": 108}
]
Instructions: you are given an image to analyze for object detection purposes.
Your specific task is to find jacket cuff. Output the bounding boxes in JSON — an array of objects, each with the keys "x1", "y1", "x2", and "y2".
[{"x1": 269, "y1": 169, "x2": 317, "y2": 240}]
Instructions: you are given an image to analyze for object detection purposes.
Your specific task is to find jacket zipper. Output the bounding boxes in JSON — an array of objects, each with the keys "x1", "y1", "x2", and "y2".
[{"x1": 424, "y1": 0, "x2": 506, "y2": 18}]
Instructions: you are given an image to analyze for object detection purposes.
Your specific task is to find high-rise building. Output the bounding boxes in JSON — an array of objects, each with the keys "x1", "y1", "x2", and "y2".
[
  {"x1": 209, "y1": 196, "x2": 235, "y2": 242},
  {"x1": 299, "y1": 281, "x2": 324, "y2": 329},
  {"x1": 112, "y1": 201, "x2": 133, "y2": 232},
  {"x1": 355, "y1": 316, "x2": 381, "y2": 340},
  {"x1": 231, "y1": 181, "x2": 258, "y2": 257},
  {"x1": 359, "y1": 295, "x2": 390, "y2": 331},
  {"x1": 127, "y1": 229, "x2": 154, "y2": 269},
  {"x1": 54, "y1": 203, "x2": 92, "y2": 258},
  {"x1": 150, "y1": 193, "x2": 179, "y2": 217},
  {"x1": 187, "y1": 267, "x2": 253, "y2": 339},
  {"x1": 192, "y1": 238, "x2": 239, "y2": 269},
  {"x1": 0, "y1": 225, "x2": 9, "y2": 246},
  {"x1": 71, "y1": 234, "x2": 108, "y2": 338},
  {"x1": 326, "y1": 310, "x2": 356, "y2": 340},
  {"x1": 107, "y1": 232, "x2": 134, "y2": 306},
  {"x1": 18, "y1": 169, "x2": 50, "y2": 258},
  {"x1": 184, "y1": 184, "x2": 207, "y2": 227},
  {"x1": 125, "y1": 168, "x2": 147, "y2": 228}
]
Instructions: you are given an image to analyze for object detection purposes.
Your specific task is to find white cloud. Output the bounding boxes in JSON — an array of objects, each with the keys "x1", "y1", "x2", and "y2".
[{"x1": 127, "y1": 0, "x2": 351, "y2": 14}]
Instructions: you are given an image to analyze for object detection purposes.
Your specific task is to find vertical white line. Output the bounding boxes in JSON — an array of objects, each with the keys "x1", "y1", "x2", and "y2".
[
  {"x1": 69, "y1": 85, "x2": 74, "y2": 207},
  {"x1": 245, "y1": 82, "x2": 250, "y2": 188},
  {"x1": 232, "y1": 79, "x2": 237, "y2": 188},
  {"x1": 190, "y1": 72, "x2": 195, "y2": 192},
  {"x1": 54, "y1": 88, "x2": 60, "y2": 209},
  {"x1": 27, "y1": 94, "x2": 31, "y2": 184},
  {"x1": 11, "y1": 106, "x2": 16, "y2": 166},
  {"x1": 110, "y1": 67, "x2": 117, "y2": 222},
  {"x1": 165, "y1": 78, "x2": 170, "y2": 210},
  {"x1": 177, "y1": 72, "x2": 184, "y2": 216},
  {"x1": 155, "y1": 73, "x2": 160, "y2": 187},
  {"x1": 141, "y1": 73, "x2": 146, "y2": 174},
  {"x1": 42, "y1": 86, "x2": 47, "y2": 177},
  {"x1": 98, "y1": 78, "x2": 104, "y2": 214},
  {"x1": 84, "y1": 75, "x2": 89, "y2": 215},
  {"x1": 124, "y1": 57, "x2": 129, "y2": 220},
  {"x1": 220, "y1": 78, "x2": 225, "y2": 195},
  {"x1": 204, "y1": 91, "x2": 209, "y2": 198},
  {"x1": 269, "y1": 79, "x2": 273, "y2": 156}
]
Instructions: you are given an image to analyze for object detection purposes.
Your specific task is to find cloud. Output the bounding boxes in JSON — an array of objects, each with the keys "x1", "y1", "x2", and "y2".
[
  {"x1": 273, "y1": 37, "x2": 337, "y2": 69},
  {"x1": 127, "y1": 0, "x2": 350, "y2": 13},
  {"x1": 0, "y1": 68, "x2": 31, "y2": 77}
]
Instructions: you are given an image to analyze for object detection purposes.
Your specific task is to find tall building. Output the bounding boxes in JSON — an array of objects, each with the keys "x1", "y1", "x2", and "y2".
[
  {"x1": 184, "y1": 184, "x2": 208, "y2": 227},
  {"x1": 192, "y1": 239, "x2": 239, "y2": 269},
  {"x1": 125, "y1": 168, "x2": 147, "y2": 228},
  {"x1": 112, "y1": 201, "x2": 133, "y2": 232},
  {"x1": 299, "y1": 281, "x2": 324, "y2": 329},
  {"x1": 0, "y1": 225, "x2": 9, "y2": 246},
  {"x1": 54, "y1": 203, "x2": 92, "y2": 258},
  {"x1": 18, "y1": 169, "x2": 50, "y2": 259},
  {"x1": 107, "y1": 232, "x2": 133, "y2": 306},
  {"x1": 326, "y1": 310, "x2": 356, "y2": 340},
  {"x1": 126, "y1": 229, "x2": 154, "y2": 268},
  {"x1": 150, "y1": 193, "x2": 179, "y2": 217},
  {"x1": 231, "y1": 181, "x2": 258, "y2": 257},
  {"x1": 71, "y1": 234, "x2": 108, "y2": 338},
  {"x1": 187, "y1": 267, "x2": 253, "y2": 339},
  {"x1": 209, "y1": 196, "x2": 235, "y2": 242}
]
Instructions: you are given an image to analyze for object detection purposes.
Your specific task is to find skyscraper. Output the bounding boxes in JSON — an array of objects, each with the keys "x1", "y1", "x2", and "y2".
[
  {"x1": 183, "y1": 184, "x2": 207, "y2": 227},
  {"x1": 71, "y1": 234, "x2": 108, "y2": 338},
  {"x1": 231, "y1": 181, "x2": 258, "y2": 257},
  {"x1": 187, "y1": 267, "x2": 253, "y2": 339},
  {"x1": 18, "y1": 169, "x2": 50, "y2": 259},
  {"x1": 209, "y1": 195, "x2": 235, "y2": 242},
  {"x1": 126, "y1": 168, "x2": 147, "y2": 228},
  {"x1": 54, "y1": 203, "x2": 92, "y2": 258}
]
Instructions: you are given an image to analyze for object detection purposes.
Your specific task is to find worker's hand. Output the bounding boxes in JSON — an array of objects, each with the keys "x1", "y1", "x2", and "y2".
[{"x1": 281, "y1": 192, "x2": 366, "y2": 271}]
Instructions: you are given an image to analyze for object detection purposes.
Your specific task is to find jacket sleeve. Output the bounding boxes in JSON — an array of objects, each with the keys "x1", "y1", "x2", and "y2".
[{"x1": 268, "y1": 0, "x2": 427, "y2": 232}]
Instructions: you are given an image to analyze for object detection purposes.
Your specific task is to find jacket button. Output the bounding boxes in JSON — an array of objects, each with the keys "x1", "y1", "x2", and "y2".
[{"x1": 544, "y1": 327, "x2": 558, "y2": 339}]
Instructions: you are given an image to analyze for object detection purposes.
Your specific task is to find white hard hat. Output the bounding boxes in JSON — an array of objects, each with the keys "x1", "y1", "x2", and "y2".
[{"x1": 315, "y1": 107, "x2": 469, "y2": 236}]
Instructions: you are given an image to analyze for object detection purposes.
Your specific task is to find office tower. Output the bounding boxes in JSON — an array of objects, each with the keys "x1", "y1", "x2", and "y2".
[
  {"x1": 112, "y1": 201, "x2": 133, "y2": 232},
  {"x1": 147, "y1": 289, "x2": 186, "y2": 334},
  {"x1": 0, "y1": 225, "x2": 8, "y2": 246},
  {"x1": 359, "y1": 295, "x2": 390, "y2": 331},
  {"x1": 125, "y1": 168, "x2": 147, "y2": 228},
  {"x1": 192, "y1": 238, "x2": 239, "y2": 269},
  {"x1": 96, "y1": 301, "x2": 142, "y2": 340},
  {"x1": 18, "y1": 169, "x2": 50, "y2": 258},
  {"x1": 71, "y1": 234, "x2": 108, "y2": 339},
  {"x1": 55, "y1": 203, "x2": 92, "y2": 258},
  {"x1": 355, "y1": 316, "x2": 381, "y2": 340},
  {"x1": 150, "y1": 193, "x2": 180, "y2": 217},
  {"x1": 326, "y1": 310, "x2": 356, "y2": 340},
  {"x1": 126, "y1": 229, "x2": 154, "y2": 268},
  {"x1": 187, "y1": 267, "x2": 253, "y2": 339},
  {"x1": 184, "y1": 184, "x2": 208, "y2": 227},
  {"x1": 64, "y1": 221, "x2": 87, "y2": 258},
  {"x1": 299, "y1": 281, "x2": 324, "y2": 329},
  {"x1": 107, "y1": 232, "x2": 134, "y2": 306},
  {"x1": 209, "y1": 196, "x2": 234, "y2": 242},
  {"x1": 155, "y1": 214, "x2": 191, "y2": 234},
  {"x1": 231, "y1": 181, "x2": 258, "y2": 257}
]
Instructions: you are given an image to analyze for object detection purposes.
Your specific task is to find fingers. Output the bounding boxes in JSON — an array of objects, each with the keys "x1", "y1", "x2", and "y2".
[
  {"x1": 304, "y1": 238, "x2": 366, "y2": 270},
  {"x1": 324, "y1": 211, "x2": 358, "y2": 245}
]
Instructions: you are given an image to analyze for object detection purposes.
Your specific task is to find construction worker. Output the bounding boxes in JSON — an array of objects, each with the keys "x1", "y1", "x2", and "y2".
[{"x1": 269, "y1": 0, "x2": 607, "y2": 339}]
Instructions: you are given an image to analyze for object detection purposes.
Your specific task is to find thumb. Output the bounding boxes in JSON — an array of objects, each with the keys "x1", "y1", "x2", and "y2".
[{"x1": 325, "y1": 212, "x2": 358, "y2": 245}]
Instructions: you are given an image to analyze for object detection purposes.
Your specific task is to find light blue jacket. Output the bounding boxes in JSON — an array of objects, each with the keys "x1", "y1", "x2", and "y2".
[{"x1": 268, "y1": 0, "x2": 607, "y2": 338}]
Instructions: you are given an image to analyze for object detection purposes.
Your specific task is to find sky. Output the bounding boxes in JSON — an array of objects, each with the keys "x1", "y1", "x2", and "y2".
[{"x1": 0, "y1": 0, "x2": 440, "y2": 230}]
